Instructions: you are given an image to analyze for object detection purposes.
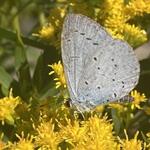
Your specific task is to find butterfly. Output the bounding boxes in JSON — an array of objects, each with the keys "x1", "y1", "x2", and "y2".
[{"x1": 61, "y1": 14, "x2": 140, "y2": 112}]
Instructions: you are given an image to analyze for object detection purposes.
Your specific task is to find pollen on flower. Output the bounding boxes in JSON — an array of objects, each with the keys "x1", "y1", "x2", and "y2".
[
  {"x1": 74, "y1": 115, "x2": 118, "y2": 150},
  {"x1": 58, "y1": 114, "x2": 118, "y2": 149},
  {"x1": 0, "y1": 89, "x2": 21, "y2": 125},
  {"x1": 59, "y1": 117, "x2": 88, "y2": 145},
  {"x1": 118, "y1": 130, "x2": 144, "y2": 150},
  {"x1": 125, "y1": 0, "x2": 150, "y2": 18},
  {"x1": 48, "y1": 61, "x2": 66, "y2": 89},
  {"x1": 34, "y1": 120, "x2": 62, "y2": 149},
  {"x1": 8, "y1": 132, "x2": 34, "y2": 150},
  {"x1": 130, "y1": 90, "x2": 147, "y2": 109},
  {"x1": 33, "y1": 23, "x2": 55, "y2": 40}
]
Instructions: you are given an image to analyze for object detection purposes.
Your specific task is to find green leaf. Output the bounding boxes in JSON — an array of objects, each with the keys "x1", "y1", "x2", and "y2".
[
  {"x1": 0, "y1": 66, "x2": 12, "y2": 95},
  {"x1": 14, "y1": 47, "x2": 27, "y2": 70},
  {"x1": 111, "y1": 108, "x2": 122, "y2": 134},
  {"x1": 32, "y1": 48, "x2": 60, "y2": 100},
  {"x1": 12, "y1": 61, "x2": 32, "y2": 101}
]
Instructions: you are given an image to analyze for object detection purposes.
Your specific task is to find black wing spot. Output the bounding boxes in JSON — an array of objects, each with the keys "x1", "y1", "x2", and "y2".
[
  {"x1": 114, "y1": 64, "x2": 118, "y2": 67},
  {"x1": 74, "y1": 30, "x2": 78, "y2": 32},
  {"x1": 122, "y1": 85, "x2": 125, "y2": 88},
  {"x1": 67, "y1": 39, "x2": 71, "y2": 42},
  {"x1": 97, "y1": 86, "x2": 101, "y2": 89},
  {"x1": 80, "y1": 33, "x2": 85, "y2": 35},
  {"x1": 86, "y1": 38, "x2": 92, "y2": 40},
  {"x1": 114, "y1": 93, "x2": 117, "y2": 97},
  {"x1": 112, "y1": 79, "x2": 115, "y2": 81},
  {"x1": 107, "y1": 99, "x2": 109, "y2": 102},
  {"x1": 111, "y1": 58, "x2": 114, "y2": 61},
  {"x1": 85, "y1": 81, "x2": 88, "y2": 85},
  {"x1": 94, "y1": 57, "x2": 97, "y2": 61},
  {"x1": 98, "y1": 67, "x2": 100, "y2": 70},
  {"x1": 93, "y1": 43, "x2": 98, "y2": 45},
  {"x1": 122, "y1": 81, "x2": 124, "y2": 84}
]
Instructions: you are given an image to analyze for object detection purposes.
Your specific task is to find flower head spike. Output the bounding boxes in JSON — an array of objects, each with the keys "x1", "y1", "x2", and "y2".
[
  {"x1": 97, "y1": 0, "x2": 148, "y2": 47},
  {"x1": 125, "y1": 0, "x2": 150, "y2": 18},
  {"x1": 0, "y1": 89, "x2": 21, "y2": 125},
  {"x1": 130, "y1": 90, "x2": 147, "y2": 109},
  {"x1": 49, "y1": 61, "x2": 66, "y2": 89},
  {"x1": 83, "y1": 115, "x2": 118, "y2": 150},
  {"x1": 34, "y1": 119, "x2": 62, "y2": 149},
  {"x1": 118, "y1": 130, "x2": 144, "y2": 150},
  {"x1": 33, "y1": 23, "x2": 55, "y2": 40},
  {"x1": 59, "y1": 117, "x2": 88, "y2": 146},
  {"x1": 8, "y1": 132, "x2": 34, "y2": 150}
]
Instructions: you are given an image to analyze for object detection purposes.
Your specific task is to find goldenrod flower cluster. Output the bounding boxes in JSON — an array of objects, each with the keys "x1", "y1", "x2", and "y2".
[
  {"x1": 0, "y1": 90, "x2": 21, "y2": 125},
  {"x1": 0, "y1": 88, "x2": 149, "y2": 149},
  {"x1": 97, "y1": 0, "x2": 149, "y2": 47},
  {"x1": 36, "y1": 0, "x2": 150, "y2": 48},
  {"x1": 49, "y1": 61, "x2": 66, "y2": 89}
]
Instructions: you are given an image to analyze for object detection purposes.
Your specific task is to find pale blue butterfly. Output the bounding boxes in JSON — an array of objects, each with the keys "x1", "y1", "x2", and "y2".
[{"x1": 61, "y1": 14, "x2": 140, "y2": 111}]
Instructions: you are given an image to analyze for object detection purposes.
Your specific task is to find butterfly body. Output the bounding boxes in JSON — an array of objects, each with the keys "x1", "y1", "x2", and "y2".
[{"x1": 61, "y1": 14, "x2": 140, "y2": 111}]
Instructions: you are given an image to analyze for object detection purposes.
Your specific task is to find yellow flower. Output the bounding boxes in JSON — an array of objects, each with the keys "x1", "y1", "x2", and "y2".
[
  {"x1": 9, "y1": 132, "x2": 34, "y2": 150},
  {"x1": 59, "y1": 118, "x2": 88, "y2": 146},
  {"x1": 109, "y1": 103, "x2": 125, "y2": 113},
  {"x1": 97, "y1": 0, "x2": 148, "y2": 47},
  {"x1": 118, "y1": 130, "x2": 144, "y2": 150},
  {"x1": 49, "y1": 61, "x2": 66, "y2": 89},
  {"x1": 33, "y1": 23, "x2": 55, "y2": 40},
  {"x1": 83, "y1": 115, "x2": 118, "y2": 150},
  {"x1": 0, "y1": 89, "x2": 21, "y2": 125},
  {"x1": 121, "y1": 23, "x2": 147, "y2": 47},
  {"x1": 94, "y1": 105, "x2": 104, "y2": 113},
  {"x1": 34, "y1": 120, "x2": 62, "y2": 150},
  {"x1": 125, "y1": 0, "x2": 150, "y2": 18},
  {"x1": 59, "y1": 114, "x2": 118, "y2": 150},
  {"x1": 130, "y1": 90, "x2": 147, "y2": 109}
]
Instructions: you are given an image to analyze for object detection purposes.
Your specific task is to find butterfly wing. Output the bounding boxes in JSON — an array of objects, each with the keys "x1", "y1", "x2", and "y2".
[
  {"x1": 61, "y1": 14, "x2": 111, "y2": 102},
  {"x1": 61, "y1": 14, "x2": 140, "y2": 111},
  {"x1": 77, "y1": 39, "x2": 140, "y2": 110}
]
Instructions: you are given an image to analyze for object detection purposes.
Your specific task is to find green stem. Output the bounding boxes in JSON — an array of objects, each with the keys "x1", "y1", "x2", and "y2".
[{"x1": 0, "y1": 27, "x2": 54, "y2": 50}]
